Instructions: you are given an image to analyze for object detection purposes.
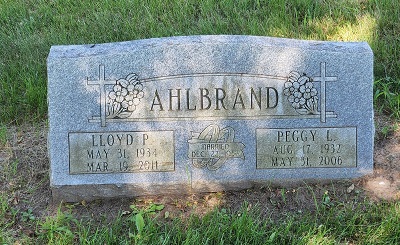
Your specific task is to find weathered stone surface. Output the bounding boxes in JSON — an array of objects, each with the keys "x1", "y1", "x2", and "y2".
[{"x1": 47, "y1": 35, "x2": 374, "y2": 202}]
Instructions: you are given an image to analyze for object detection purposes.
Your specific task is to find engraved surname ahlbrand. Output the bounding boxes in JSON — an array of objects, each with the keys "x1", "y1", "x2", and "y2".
[
  {"x1": 150, "y1": 87, "x2": 278, "y2": 112},
  {"x1": 87, "y1": 63, "x2": 337, "y2": 126}
]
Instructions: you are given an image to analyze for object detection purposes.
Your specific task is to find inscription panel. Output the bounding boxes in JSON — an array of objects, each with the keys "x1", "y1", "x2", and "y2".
[
  {"x1": 256, "y1": 127, "x2": 357, "y2": 169},
  {"x1": 69, "y1": 131, "x2": 174, "y2": 174},
  {"x1": 88, "y1": 67, "x2": 338, "y2": 126},
  {"x1": 187, "y1": 124, "x2": 245, "y2": 170}
]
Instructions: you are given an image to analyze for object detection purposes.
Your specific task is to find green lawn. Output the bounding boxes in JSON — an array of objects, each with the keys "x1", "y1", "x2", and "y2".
[
  {"x1": 1, "y1": 195, "x2": 399, "y2": 244},
  {"x1": 1, "y1": 0, "x2": 400, "y2": 244},
  {"x1": 0, "y1": 0, "x2": 399, "y2": 124}
]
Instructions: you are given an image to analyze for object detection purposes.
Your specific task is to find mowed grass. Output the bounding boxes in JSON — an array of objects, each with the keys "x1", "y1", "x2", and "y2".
[
  {"x1": 0, "y1": 0, "x2": 399, "y2": 123},
  {"x1": 1, "y1": 197, "x2": 399, "y2": 244},
  {"x1": 1, "y1": 0, "x2": 400, "y2": 244}
]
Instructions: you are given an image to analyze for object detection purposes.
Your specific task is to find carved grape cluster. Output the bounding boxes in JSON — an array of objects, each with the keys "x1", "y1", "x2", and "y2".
[
  {"x1": 107, "y1": 74, "x2": 144, "y2": 118},
  {"x1": 283, "y1": 71, "x2": 318, "y2": 114}
]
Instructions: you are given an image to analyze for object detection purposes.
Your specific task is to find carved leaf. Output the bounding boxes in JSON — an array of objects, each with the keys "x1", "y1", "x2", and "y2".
[
  {"x1": 118, "y1": 111, "x2": 132, "y2": 119},
  {"x1": 118, "y1": 78, "x2": 129, "y2": 88},
  {"x1": 307, "y1": 97, "x2": 319, "y2": 114},
  {"x1": 296, "y1": 108, "x2": 309, "y2": 115},
  {"x1": 113, "y1": 102, "x2": 121, "y2": 113},
  {"x1": 107, "y1": 103, "x2": 120, "y2": 118},
  {"x1": 106, "y1": 103, "x2": 114, "y2": 116},
  {"x1": 126, "y1": 73, "x2": 139, "y2": 82}
]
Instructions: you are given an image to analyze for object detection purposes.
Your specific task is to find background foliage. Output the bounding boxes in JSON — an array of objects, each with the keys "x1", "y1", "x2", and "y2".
[{"x1": 0, "y1": 0, "x2": 399, "y2": 124}]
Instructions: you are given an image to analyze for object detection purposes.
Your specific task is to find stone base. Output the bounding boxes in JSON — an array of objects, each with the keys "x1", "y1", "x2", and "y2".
[{"x1": 51, "y1": 176, "x2": 367, "y2": 202}]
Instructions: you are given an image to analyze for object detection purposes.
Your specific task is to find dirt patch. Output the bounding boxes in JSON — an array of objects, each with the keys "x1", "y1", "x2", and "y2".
[
  {"x1": 365, "y1": 114, "x2": 400, "y2": 200},
  {"x1": 0, "y1": 123, "x2": 51, "y2": 217},
  {"x1": 0, "y1": 114, "x2": 399, "y2": 226}
]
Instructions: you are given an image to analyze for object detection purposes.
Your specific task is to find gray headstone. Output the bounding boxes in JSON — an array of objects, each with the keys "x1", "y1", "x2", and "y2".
[{"x1": 47, "y1": 35, "x2": 374, "y2": 202}]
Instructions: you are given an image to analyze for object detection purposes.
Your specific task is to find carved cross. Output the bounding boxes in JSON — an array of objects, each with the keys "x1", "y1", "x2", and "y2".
[
  {"x1": 86, "y1": 65, "x2": 115, "y2": 127},
  {"x1": 312, "y1": 62, "x2": 337, "y2": 122}
]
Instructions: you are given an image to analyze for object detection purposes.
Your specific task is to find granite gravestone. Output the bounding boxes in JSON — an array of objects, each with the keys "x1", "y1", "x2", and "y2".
[{"x1": 47, "y1": 35, "x2": 374, "y2": 202}]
